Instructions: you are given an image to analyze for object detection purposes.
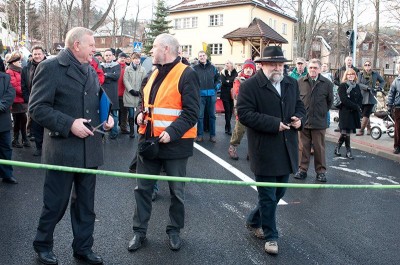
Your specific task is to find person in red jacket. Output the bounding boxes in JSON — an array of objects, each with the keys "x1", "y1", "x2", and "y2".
[
  {"x1": 90, "y1": 56, "x2": 105, "y2": 85},
  {"x1": 117, "y1": 53, "x2": 129, "y2": 133},
  {"x1": 7, "y1": 52, "x2": 30, "y2": 148}
]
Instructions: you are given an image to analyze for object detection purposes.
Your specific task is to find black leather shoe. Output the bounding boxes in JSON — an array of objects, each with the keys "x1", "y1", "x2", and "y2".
[
  {"x1": 128, "y1": 234, "x2": 146, "y2": 251},
  {"x1": 2, "y1": 177, "x2": 18, "y2": 184},
  {"x1": 294, "y1": 171, "x2": 307, "y2": 180},
  {"x1": 316, "y1": 173, "x2": 327, "y2": 182},
  {"x1": 73, "y1": 251, "x2": 103, "y2": 264},
  {"x1": 36, "y1": 250, "x2": 58, "y2": 265},
  {"x1": 168, "y1": 234, "x2": 182, "y2": 251}
]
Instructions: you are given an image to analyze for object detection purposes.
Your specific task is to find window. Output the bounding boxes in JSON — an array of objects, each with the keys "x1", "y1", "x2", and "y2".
[
  {"x1": 362, "y1": 43, "x2": 369, "y2": 51},
  {"x1": 180, "y1": 45, "x2": 192, "y2": 57},
  {"x1": 101, "y1": 38, "x2": 105, "y2": 44},
  {"x1": 282, "y1": 23, "x2": 287, "y2": 35},
  {"x1": 273, "y1": 20, "x2": 277, "y2": 30},
  {"x1": 174, "y1": 17, "x2": 198, "y2": 29},
  {"x1": 208, "y1": 43, "x2": 222, "y2": 55},
  {"x1": 209, "y1": 14, "x2": 223, "y2": 26}
]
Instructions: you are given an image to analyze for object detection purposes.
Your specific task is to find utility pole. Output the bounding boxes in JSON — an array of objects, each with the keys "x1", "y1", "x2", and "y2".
[
  {"x1": 352, "y1": 0, "x2": 358, "y2": 64},
  {"x1": 25, "y1": 0, "x2": 29, "y2": 48}
]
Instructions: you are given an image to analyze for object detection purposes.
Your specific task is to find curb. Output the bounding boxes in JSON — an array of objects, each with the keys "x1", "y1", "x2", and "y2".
[{"x1": 325, "y1": 131, "x2": 400, "y2": 163}]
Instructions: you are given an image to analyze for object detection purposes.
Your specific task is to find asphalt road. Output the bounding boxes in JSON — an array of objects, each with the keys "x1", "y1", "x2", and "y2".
[{"x1": 1, "y1": 115, "x2": 400, "y2": 265}]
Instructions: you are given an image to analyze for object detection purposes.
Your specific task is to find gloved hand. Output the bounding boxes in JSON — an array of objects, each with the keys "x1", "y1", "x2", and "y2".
[
  {"x1": 129, "y1": 90, "x2": 139, "y2": 96},
  {"x1": 387, "y1": 105, "x2": 393, "y2": 112},
  {"x1": 0, "y1": 103, "x2": 7, "y2": 112}
]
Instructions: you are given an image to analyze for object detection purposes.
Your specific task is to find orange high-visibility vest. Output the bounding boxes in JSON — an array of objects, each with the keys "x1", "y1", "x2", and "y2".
[{"x1": 138, "y1": 62, "x2": 197, "y2": 138}]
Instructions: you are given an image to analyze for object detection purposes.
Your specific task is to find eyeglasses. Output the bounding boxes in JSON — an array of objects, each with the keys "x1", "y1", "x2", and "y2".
[
  {"x1": 309, "y1": 66, "x2": 319, "y2": 69},
  {"x1": 364, "y1": 64, "x2": 371, "y2": 66},
  {"x1": 347, "y1": 73, "x2": 355, "y2": 76}
]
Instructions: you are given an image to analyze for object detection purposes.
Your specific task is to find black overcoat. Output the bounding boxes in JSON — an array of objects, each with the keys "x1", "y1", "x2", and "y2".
[
  {"x1": 101, "y1": 62, "x2": 120, "y2": 110},
  {"x1": 237, "y1": 70, "x2": 306, "y2": 176},
  {"x1": 29, "y1": 49, "x2": 104, "y2": 168},
  {"x1": 0, "y1": 73, "x2": 16, "y2": 132},
  {"x1": 338, "y1": 82, "x2": 362, "y2": 132}
]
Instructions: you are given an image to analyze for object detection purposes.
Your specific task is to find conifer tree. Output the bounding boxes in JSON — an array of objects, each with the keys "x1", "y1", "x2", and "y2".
[{"x1": 143, "y1": 0, "x2": 172, "y2": 54}]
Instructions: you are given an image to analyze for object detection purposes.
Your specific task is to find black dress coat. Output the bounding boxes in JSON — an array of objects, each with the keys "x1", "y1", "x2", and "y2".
[
  {"x1": 338, "y1": 82, "x2": 362, "y2": 132},
  {"x1": 220, "y1": 69, "x2": 238, "y2": 101},
  {"x1": 0, "y1": 73, "x2": 15, "y2": 132},
  {"x1": 237, "y1": 70, "x2": 306, "y2": 176},
  {"x1": 29, "y1": 49, "x2": 104, "y2": 168},
  {"x1": 101, "y1": 62, "x2": 121, "y2": 110}
]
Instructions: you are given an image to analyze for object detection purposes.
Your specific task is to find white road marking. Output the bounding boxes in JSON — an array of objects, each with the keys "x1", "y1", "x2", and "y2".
[{"x1": 194, "y1": 143, "x2": 288, "y2": 205}]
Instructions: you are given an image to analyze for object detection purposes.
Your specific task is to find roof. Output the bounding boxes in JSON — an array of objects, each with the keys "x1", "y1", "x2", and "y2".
[
  {"x1": 223, "y1": 17, "x2": 288, "y2": 44},
  {"x1": 170, "y1": 0, "x2": 296, "y2": 22}
]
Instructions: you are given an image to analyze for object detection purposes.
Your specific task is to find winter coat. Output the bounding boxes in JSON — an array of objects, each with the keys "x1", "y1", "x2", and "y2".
[
  {"x1": 118, "y1": 62, "x2": 127, "y2": 97},
  {"x1": 289, "y1": 66, "x2": 308, "y2": 80},
  {"x1": 192, "y1": 60, "x2": 221, "y2": 96},
  {"x1": 357, "y1": 70, "x2": 385, "y2": 105},
  {"x1": 123, "y1": 64, "x2": 146, "y2": 108},
  {"x1": 101, "y1": 61, "x2": 120, "y2": 110},
  {"x1": 29, "y1": 49, "x2": 104, "y2": 168},
  {"x1": 137, "y1": 57, "x2": 200, "y2": 159},
  {"x1": 6, "y1": 68, "x2": 24, "y2": 104},
  {"x1": 0, "y1": 72, "x2": 15, "y2": 132},
  {"x1": 387, "y1": 76, "x2": 400, "y2": 108},
  {"x1": 237, "y1": 70, "x2": 306, "y2": 176},
  {"x1": 298, "y1": 74, "x2": 333, "y2": 129},
  {"x1": 220, "y1": 68, "x2": 238, "y2": 101},
  {"x1": 338, "y1": 82, "x2": 363, "y2": 131}
]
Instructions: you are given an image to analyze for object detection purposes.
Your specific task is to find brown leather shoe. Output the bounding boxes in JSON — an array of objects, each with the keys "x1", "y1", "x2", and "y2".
[{"x1": 195, "y1": 136, "x2": 203, "y2": 142}]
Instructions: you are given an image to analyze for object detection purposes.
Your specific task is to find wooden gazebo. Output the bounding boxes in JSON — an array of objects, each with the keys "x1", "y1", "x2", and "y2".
[{"x1": 223, "y1": 18, "x2": 288, "y2": 58}]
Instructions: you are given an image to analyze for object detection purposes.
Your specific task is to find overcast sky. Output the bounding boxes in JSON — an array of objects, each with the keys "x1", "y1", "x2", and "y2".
[{"x1": 94, "y1": 0, "x2": 390, "y2": 26}]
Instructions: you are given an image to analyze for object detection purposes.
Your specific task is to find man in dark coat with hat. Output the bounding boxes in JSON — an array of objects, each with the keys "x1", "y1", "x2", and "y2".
[{"x1": 237, "y1": 46, "x2": 305, "y2": 255}]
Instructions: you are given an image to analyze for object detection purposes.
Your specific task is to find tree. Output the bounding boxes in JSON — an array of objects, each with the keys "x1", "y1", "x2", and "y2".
[
  {"x1": 372, "y1": 0, "x2": 379, "y2": 68},
  {"x1": 143, "y1": 0, "x2": 172, "y2": 54}
]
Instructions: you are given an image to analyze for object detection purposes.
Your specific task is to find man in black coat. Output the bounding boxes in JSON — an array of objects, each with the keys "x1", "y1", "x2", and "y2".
[
  {"x1": 22, "y1": 45, "x2": 46, "y2": 156},
  {"x1": 0, "y1": 72, "x2": 17, "y2": 184},
  {"x1": 101, "y1": 49, "x2": 121, "y2": 139},
  {"x1": 29, "y1": 27, "x2": 113, "y2": 265},
  {"x1": 237, "y1": 46, "x2": 305, "y2": 255}
]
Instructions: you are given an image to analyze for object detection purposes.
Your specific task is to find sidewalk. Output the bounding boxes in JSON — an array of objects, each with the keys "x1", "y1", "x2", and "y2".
[{"x1": 326, "y1": 110, "x2": 400, "y2": 163}]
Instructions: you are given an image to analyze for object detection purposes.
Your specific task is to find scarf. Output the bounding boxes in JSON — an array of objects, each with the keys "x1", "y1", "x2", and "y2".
[
  {"x1": 65, "y1": 48, "x2": 89, "y2": 76},
  {"x1": 102, "y1": 61, "x2": 119, "y2": 69},
  {"x1": 346, "y1": 80, "x2": 356, "y2": 94},
  {"x1": 362, "y1": 70, "x2": 373, "y2": 87},
  {"x1": 8, "y1": 64, "x2": 22, "y2": 73},
  {"x1": 29, "y1": 60, "x2": 40, "y2": 90}
]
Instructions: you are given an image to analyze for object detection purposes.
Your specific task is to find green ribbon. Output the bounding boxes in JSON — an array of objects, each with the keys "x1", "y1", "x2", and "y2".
[{"x1": 1, "y1": 159, "x2": 399, "y2": 189}]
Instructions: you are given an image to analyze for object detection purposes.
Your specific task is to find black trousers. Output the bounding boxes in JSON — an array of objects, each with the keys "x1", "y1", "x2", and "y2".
[
  {"x1": 31, "y1": 120, "x2": 44, "y2": 150},
  {"x1": 33, "y1": 170, "x2": 97, "y2": 255},
  {"x1": 132, "y1": 156, "x2": 188, "y2": 236},
  {"x1": 222, "y1": 98, "x2": 234, "y2": 132}
]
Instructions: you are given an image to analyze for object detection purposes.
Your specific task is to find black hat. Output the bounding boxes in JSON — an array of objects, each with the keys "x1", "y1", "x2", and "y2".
[
  {"x1": 138, "y1": 138, "x2": 160, "y2": 159},
  {"x1": 94, "y1": 52, "x2": 102, "y2": 57},
  {"x1": 254, "y1": 46, "x2": 291, "y2": 63},
  {"x1": 118, "y1": 52, "x2": 128, "y2": 58}
]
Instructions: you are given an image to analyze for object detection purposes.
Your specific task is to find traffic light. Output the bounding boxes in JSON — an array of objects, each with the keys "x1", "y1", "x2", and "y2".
[{"x1": 346, "y1": 30, "x2": 355, "y2": 54}]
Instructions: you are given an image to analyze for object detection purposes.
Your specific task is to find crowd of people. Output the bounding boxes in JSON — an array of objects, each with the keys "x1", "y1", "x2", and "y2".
[{"x1": 1, "y1": 26, "x2": 400, "y2": 265}]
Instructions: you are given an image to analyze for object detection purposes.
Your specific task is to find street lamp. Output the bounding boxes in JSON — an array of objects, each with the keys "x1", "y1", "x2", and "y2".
[{"x1": 393, "y1": 61, "x2": 396, "y2": 75}]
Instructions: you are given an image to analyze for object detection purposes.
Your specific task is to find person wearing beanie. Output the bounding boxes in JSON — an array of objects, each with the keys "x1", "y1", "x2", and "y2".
[
  {"x1": 7, "y1": 52, "x2": 30, "y2": 149},
  {"x1": 220, "y1": 60, "x2": 238, "y2": 135},
  {"x1": 228, "y1": 59, "x2": 256, "y2": 160}
]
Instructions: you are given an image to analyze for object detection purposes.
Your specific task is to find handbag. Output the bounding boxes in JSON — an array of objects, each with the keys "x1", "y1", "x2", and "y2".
[
  {"x1": 138, "y1": 137, "x2": 160, "y2": 159},
  {"x1": 332, "y1": 85, "x2": 342, "y2": 109},
  {"x1": 11, "y1": 103, "x2": 28, "y2": 114}
]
